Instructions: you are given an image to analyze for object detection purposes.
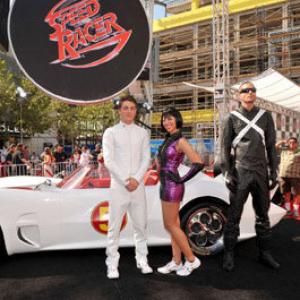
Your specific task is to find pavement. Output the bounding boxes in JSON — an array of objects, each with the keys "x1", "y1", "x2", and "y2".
[{"x1": 0, "y1": 219, "x2": 299, "y2": 300}]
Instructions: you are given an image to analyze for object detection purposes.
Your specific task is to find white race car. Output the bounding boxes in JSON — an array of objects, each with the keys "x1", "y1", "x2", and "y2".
[
  {"x1": 0, "y1": 165, "x2": 285, "y2": 259},
  {"x1": 0, "y1": 175, "x2": 62, "y2": 189}
]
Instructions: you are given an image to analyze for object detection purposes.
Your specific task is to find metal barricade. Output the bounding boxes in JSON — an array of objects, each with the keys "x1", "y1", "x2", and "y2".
[
  {"x1": 0, "y1": 162, "x2": 76, "y2": 177},
  {"x1": 0, "y1": 160, "x2": 108, "y2": 178},
  {"x1": 0, "y1": 163, "x2": 32, "y2": 176}
]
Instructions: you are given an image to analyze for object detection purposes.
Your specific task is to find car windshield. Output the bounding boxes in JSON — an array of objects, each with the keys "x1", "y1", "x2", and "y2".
[
  {"x1": 57, "y1": 165, "x2": 110, "y2": 190},
  {"x1": 57, "y1": 165, "x2": 159, "y2": 190}
]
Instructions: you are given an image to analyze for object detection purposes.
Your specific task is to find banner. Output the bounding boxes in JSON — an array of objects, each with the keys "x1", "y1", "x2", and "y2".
[{"x1": 8, "y1": 0, "x2": 150, "y2": 104}]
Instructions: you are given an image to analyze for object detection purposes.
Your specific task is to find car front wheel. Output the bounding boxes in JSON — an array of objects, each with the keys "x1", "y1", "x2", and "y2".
[{"x1": 181, "y1": 201, "x2": 227, "y2": 256}]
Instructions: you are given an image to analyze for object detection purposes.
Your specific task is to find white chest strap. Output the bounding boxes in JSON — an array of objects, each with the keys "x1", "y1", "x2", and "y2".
[{"x1": 231, "y1": 109, "x2": 266, "y2": 148}]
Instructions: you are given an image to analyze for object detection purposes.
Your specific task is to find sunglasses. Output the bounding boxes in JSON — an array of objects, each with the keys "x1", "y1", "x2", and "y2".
[{"x1": 240, "y1": 87, "x2": 257, "y2": 94}]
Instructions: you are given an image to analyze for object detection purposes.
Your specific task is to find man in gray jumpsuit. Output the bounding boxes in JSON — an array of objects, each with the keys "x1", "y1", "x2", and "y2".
[{"x1": 220, "y1": 81, "x2": 280, "y2": 271}]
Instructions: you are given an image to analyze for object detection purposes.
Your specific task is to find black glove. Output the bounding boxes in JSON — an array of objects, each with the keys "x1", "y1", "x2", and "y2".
[
  {"x1": 224, "y1": 172, "x2": 238, "y2": 193},
  {"x1": 166, "y1": 163, "x2": 204, "y2": 184},
  {"x1": 268, "y1": 171, "x2": 277, "y2": 190}
]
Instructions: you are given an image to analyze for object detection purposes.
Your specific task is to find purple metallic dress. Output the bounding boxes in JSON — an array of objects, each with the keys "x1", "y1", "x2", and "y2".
[{"x1": 159, "y1": 132, "x2": 185, "y2": 202}]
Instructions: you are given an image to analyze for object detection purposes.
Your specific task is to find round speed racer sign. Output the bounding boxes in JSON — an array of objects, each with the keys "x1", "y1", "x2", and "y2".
[{"x1": 8, "y1": 0, "x2": 150, "y2": 104}]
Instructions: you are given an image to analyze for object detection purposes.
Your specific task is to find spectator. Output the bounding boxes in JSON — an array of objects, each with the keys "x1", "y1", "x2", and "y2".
[
  {"x1": 40, "y1": 149, "x2": 46, "y2": 162},
  {"x1": 71, "y1": 147, "x2": 81, "y2": 165},
  {"x1": 43, "y1": 147, "x2": 55, "y2": 177},
  {"x1": 91, "y1": 143, "x2": 101, "y2": 163},
  {"x1": 53, "y1": 144, "x2": 67, "y2": 173},
  {"x1": 276, "y1": 137, "x2": 300, "y2": 218},
  {"x1": 0, "y1": 144, "x2": 7, "y2": 163},
  {"x1": 23, "y1": 145, "x2": 30, "y2": 160},
  {"x1": 5, "y1": 144, "x2": 16, "y2": 165},
  {"x1": 79, "y1": 145, "x2": 92, "y2": 167},
  {"x1": 13, "y1": 143, "x2": 31, "y2": 175},
  {"x1": 5, "y1": 144, "x2": 16, "y2": 176},
  {"x1": 30, "y1": 151, "x2": 41, "y2": 164},
  {"x1": 97, "y1": 147, "x2": 106, "y2": 176},
  {"x1": 97, "y1": 148, "x2": 104, "y2": 164}
]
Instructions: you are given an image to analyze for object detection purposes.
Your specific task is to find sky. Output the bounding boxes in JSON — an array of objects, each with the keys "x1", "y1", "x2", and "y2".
[{"x1": 154, "y1": 4, "x2": 167, "y2": 19}]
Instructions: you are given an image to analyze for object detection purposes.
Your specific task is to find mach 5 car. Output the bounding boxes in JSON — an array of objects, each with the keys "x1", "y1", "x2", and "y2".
[
  {"x1": 0, "y1": 175, "x2": 62, "y2": 189},
  {"x1": 0, "y1": 165, "x2": 285, "y2": 259}
]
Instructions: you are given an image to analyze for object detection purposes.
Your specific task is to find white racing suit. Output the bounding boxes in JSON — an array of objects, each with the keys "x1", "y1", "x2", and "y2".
[{"x1": 103, "y1": 121, "x2": 150, "y2": 267}]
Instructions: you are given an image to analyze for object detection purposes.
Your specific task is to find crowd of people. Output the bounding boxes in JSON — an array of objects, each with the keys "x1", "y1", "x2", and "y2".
[{"x1": 0, "y1": 142, "x2": 104, "y2": 177}]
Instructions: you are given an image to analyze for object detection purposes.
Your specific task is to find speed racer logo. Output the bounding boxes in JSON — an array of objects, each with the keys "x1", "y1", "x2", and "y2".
[
  {"x1": 91, "y1": 202, "x2": 127, "y2": 235},
  {"x1": 45, "y1": 0, "x2": 132, "y2": 69}
]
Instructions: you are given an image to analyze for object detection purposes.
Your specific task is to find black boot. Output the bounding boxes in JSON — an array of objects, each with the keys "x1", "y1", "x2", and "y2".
[
  {"x1": 223, "y1": 251, "x2": 234, "y2": 272},
  {"x1": 258, "y1": 251, "x2": 280, "y2": 269}
]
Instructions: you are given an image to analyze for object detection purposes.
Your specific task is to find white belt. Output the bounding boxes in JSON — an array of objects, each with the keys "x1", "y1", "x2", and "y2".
[{"x1": 231, "y1": 109, "x2": 266, "y2": 148}]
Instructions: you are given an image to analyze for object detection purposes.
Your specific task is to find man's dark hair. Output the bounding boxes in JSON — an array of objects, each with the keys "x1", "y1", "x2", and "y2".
[
  {"x1": 288, "y1": 137, "x2": 298, "y2": 144},
  {"x1": 160, "y1": 106, "x2": 183, "y2": 133},
  {"x1": 16, "y1": 143, "x2": 23, "y2": 150},
  {"x1": 119, "y1": 95, "x2": 137, "y2": 109}
]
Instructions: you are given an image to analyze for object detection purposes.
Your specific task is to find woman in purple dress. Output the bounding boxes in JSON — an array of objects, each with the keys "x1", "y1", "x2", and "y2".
[{"x1": 156, "y1": 107, "x2": 204, "y2": 276}]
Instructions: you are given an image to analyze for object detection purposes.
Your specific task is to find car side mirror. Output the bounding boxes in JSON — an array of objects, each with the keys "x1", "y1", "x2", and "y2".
[{"x1": 144, "y1": 169, "x2": 159, "y2": 186}]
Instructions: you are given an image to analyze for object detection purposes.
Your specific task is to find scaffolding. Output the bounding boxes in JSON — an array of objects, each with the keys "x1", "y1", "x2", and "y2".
[
  {"x1": 212, "y1": 0, "x2": 230, "y2": 146},
  {"x1": 152, "y1": 0, "x2": 300, "y2": 143}
]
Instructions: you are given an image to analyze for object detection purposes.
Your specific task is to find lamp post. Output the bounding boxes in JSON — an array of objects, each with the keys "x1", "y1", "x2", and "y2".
[{"x1": 16, "y1": 86, "x2": 28, "y2": 144}]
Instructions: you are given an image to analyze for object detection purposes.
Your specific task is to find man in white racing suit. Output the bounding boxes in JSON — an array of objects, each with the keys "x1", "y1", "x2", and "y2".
[{"x1": 103, "y1": 95, "x2": 152, "y2": 279}]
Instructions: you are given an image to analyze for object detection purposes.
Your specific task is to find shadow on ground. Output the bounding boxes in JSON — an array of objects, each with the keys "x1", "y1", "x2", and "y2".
[{"x1": 0, "y1": 219, "x2": 299, "y2": 300}]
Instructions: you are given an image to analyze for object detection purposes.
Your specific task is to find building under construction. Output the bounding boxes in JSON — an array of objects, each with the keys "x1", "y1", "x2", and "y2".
[{"x1": 151, "y1": 0, "x2": 300, "y2": 148}]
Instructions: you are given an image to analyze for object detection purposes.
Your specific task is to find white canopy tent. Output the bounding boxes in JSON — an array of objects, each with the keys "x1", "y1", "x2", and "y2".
[
  {"x1": 184, "y1": 68, "x2": 300, "y2": 114},
  {"x1": 232, "y1": 68, "x2": 300, "y2": 113}
]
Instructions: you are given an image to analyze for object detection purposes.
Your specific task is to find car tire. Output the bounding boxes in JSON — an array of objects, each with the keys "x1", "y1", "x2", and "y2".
[{"x1": 181, "y1": 201, "x2": 227, "y2": 256}]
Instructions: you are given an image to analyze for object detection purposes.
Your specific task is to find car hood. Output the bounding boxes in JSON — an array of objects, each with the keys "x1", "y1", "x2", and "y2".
[{"x1": 0, "y1": 176, "x2": 62, "y2": 189}]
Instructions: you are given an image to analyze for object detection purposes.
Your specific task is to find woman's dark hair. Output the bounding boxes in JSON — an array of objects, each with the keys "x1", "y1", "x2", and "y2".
[{"x1": 160, "y1": 106, "x2": 183, "y2": 133}]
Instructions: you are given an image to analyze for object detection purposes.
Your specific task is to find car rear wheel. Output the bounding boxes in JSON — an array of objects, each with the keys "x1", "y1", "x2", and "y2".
[{"x1": 181, "y1": 201, "x2": 227, "y2": 256}]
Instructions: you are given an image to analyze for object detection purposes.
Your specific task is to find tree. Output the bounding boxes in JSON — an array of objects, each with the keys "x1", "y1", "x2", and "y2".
[
  {"x1": 0, "y1": 59, "x2": 18, "y2": 129},
  {"x1": 0, "y1": 59, "x2": 54, "y2": 136},
  {"x1": 1, "y1": 58, "x2": 117, "y2": 145},
  {"x1": 18, "y1": 77, "x2": 53, "y2": 136},
  {"x1": 52, "y1": 100, "x2": 116, "y2": 145}
]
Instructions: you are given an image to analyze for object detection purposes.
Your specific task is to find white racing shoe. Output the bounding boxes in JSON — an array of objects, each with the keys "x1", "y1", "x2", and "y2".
[
  {"x1": 137, "y1": 260, "x2": 153, "y2": 274},
  {"x1": 107, "y1": 265, "x2": 119, "y2": 279},
  {"x1": 176, "y1": 257, "x2": 201, "y2": 276},
  {"x1": 157, "y1": 260, "x2": 183, "y2": 274}
]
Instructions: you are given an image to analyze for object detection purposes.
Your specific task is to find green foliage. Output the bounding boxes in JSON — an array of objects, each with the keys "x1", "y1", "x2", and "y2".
[
  {"x1": 0, "y1": 60, "x2": 53, "y2": 135},
  {"x1": 52, "y1": 100, "x2": 117, "y2": 144},
  {"x1": 0, "y1": 58, "x2": 117, "y2": 143},
  {"x1": 18, "y1": 76, "x2": 53, "y2": 135},
  {"x1": 0, "y1": 60, "x2": 18, "y2": 128}
]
